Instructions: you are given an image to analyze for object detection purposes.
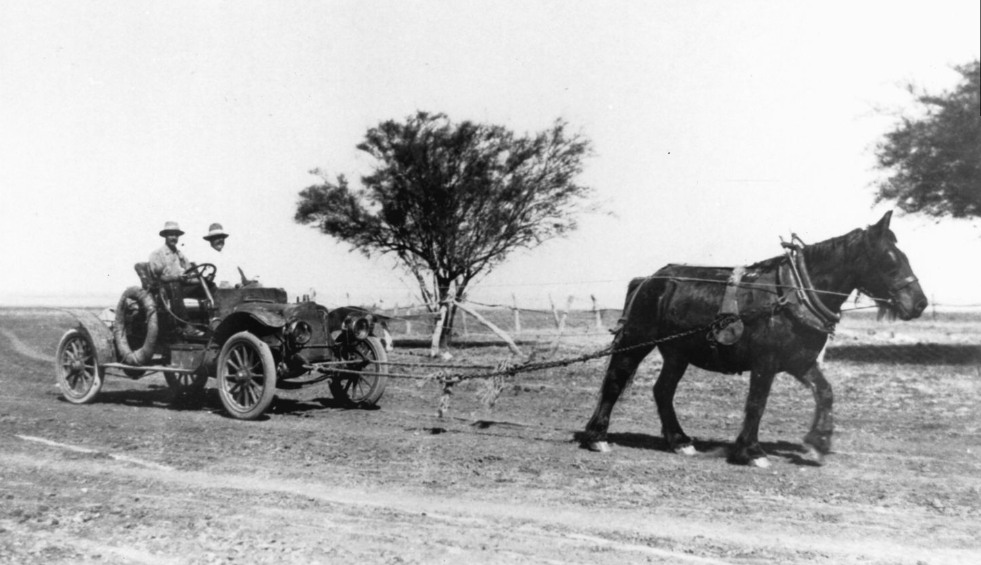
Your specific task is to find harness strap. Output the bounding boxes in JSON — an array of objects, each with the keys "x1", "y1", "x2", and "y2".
[
  {"x1": 711, "y1": 266, "x2": 746, "y2": 346},
  {"x1": 720, "y1": 266, "x2": 745, "y2": 315},
  {"x1": 891, "y1": 274, "x2": 919, "y2": 293}
]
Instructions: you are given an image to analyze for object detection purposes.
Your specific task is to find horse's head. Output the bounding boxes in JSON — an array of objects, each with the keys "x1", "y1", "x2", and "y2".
[{"x1": 857, "y1": 211, "x2": 928, "y2": 321}]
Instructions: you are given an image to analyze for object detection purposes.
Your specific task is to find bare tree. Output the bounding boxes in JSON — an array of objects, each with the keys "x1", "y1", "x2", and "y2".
[{"x1": 295, "y1": 111, "x2": 594, "y2": 345}]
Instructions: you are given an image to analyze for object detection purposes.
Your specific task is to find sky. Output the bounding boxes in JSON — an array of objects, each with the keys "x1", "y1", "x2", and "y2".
[{"x1": 1, "y1": 1, "x2": 979, "y2": 310}]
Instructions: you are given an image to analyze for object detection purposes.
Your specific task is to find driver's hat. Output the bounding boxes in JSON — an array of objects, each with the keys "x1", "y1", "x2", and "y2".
[
  {"x1": 203, "y1": 223, "x2": 229, "y2": 241},
  {"x1": 159, "y1": 221, "x2": 185, "y2": 237}
]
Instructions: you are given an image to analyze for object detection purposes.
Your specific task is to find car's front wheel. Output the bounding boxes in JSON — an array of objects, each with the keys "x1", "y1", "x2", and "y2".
[
  {"x1": 216, "y1": 332, "x2": 277, "y2": 420},
  {"x1": 329, "y1": 336, "x2": 388, "y2": 407}
]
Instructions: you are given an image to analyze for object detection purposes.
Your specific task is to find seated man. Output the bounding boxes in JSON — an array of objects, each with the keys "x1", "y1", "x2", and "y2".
[
  {"x1": 202, "y1": 222, "x2": 259, "y2": 288},
  {"x1": 149, "y1": 221, "x2": 206, "y2": 338}
]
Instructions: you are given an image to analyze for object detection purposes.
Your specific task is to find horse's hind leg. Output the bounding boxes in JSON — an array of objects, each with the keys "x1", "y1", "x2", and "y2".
[
  {"x1": 793, "y1": 363, "x2": 834, "y2": 460},
  {"x1": 652, "y1": 349, "x2": 694, "y2": 455},
  {"x1": 581, "y1": 345, "x2": 655, "y2": 452}
]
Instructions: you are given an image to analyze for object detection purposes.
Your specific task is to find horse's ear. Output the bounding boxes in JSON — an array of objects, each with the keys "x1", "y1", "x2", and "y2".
[{"x1": 869, "y1": 210, "x2": 893, "y2": 238}]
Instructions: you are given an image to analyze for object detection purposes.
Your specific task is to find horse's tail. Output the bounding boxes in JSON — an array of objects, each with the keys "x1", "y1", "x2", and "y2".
[
  {"x1": 613, "y1": 267, "x2": 680, "y2": 341},
  {"x1": 610, "y1": 277, "x2": 647, "y2": 335},
  {"x1": 613, "y1": 274, "x2": 670, "y2": 336}
]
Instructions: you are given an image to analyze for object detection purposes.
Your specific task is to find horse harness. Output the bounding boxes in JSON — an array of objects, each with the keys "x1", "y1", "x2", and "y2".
[
  {"x1": 777, "y1": 239, "x2": 840, "y2": 334},
  {"x1": 713, "y1": 243, "x2": 841, "y2": 341},
  {"x1": 615, "y1": 238, "x2": 840, "y2": 347}
]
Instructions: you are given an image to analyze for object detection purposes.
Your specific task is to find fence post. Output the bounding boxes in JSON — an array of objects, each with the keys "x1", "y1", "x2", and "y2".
[
  {"x1": 512, "y1": 293, "x2": 521, "y2": 335},
  {"x1": 453, "y1": 300, "x2": 523, "y2": 356},
  {"x1": 556, "y1": 295, "x2": 572, "y2": 334},
  {"x1": 591, "y1": 294, "x2": 603, "y2": 330}
]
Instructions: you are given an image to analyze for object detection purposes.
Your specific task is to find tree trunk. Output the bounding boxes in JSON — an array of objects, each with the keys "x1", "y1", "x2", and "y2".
[{"x1": 435, "y1": 277, "x2": 455, "y2": 349}]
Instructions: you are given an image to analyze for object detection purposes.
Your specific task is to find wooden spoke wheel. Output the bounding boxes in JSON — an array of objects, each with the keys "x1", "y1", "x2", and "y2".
[
  {"x1": 55, "y1": 329, "x2": 105, "y2": 404},
  {"x1": 216, "y1": 332, "x2": 277, "y2": 420},
  {"x1": 329, "y1": 336, "x2": 388, "y2": 407},
  {"x1": 164, "y1": 371, "x2": 208, "y2": 404}
]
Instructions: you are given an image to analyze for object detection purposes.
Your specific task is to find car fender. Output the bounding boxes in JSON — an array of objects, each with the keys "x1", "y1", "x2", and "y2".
[
  {"x1": 212, "y1": 306, "x2": 286, "y2": 344},
  {"x1": 64, "y1": 308, "x2": 117, "y2": 365},
  {"x1": 232, "y1": 302, "x2": 287, "y2": 327}
]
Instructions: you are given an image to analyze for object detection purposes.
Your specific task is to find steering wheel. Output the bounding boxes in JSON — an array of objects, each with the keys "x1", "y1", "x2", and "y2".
[{"x1": 183, "y1": 263, "x2": 216, "y2": 284}]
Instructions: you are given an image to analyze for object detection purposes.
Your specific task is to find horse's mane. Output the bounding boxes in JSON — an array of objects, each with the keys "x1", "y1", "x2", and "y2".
[{"x1": 746, "y1": 227, "x2": 876, "y2": 271}]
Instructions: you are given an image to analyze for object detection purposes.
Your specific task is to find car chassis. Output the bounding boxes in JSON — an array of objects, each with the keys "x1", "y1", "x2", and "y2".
[{"x1": 55, "y1": 262, "x2": 388, "y2": 420}]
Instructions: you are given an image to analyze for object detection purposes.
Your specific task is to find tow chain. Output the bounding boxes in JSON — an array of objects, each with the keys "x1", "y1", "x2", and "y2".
[
  {"x1": 322, "y1": 313, "x2": 744, "y2": 384},
  {"x1": 428, "y1": 313, "x2": 743, "y2": 385},
  {"x1": 325, "y1": 313, "x2": 744, "y2": 417},
  {"x1": 421, "y1": 314, "x2": 742, "y2": 417}
]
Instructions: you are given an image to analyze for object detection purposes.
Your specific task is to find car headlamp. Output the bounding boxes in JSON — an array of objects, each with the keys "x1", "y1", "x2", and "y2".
[
  {"x1": 288, "y1": 320, "x2": 312, "y2": 345},
  {"x1": 353, "y1": 317, "x2": 370, "y2": 340},
  {"x1": 341, "y1": 315, "x2": 372, "y2": 341}
]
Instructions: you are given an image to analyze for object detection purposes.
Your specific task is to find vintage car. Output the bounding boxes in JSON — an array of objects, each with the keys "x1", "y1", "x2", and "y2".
[{"x1": 55, "y1": 262, "x2": 388, "y2": 420}]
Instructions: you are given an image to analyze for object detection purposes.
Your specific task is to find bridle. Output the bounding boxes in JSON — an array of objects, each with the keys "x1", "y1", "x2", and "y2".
[{"x1": 855, "y1": 228, "x2": 920, "y2": 308}]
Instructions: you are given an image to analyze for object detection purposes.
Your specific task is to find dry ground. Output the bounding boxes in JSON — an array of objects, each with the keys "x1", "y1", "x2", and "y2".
[{"x1": 1, "y1": 307, "x2": 980, "y2": 564}]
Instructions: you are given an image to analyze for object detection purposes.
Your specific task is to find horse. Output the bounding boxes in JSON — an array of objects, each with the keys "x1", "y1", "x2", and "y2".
[{"x1": 581, "y1": 211, "x2": 927, "y2": 467}]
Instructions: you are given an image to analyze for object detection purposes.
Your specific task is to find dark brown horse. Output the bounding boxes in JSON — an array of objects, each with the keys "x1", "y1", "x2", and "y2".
[{"x1": 581, "y1": 212, "x2": 927, "y2": 466}]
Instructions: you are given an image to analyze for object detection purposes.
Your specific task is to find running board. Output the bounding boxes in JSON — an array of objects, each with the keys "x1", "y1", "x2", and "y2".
[{"x1": 102, "y1": 362, "x2": 197, "y2": 375}]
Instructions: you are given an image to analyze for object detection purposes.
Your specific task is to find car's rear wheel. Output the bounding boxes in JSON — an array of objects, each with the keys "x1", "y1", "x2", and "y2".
[
  {"x1": 216, "y1": 332, "x2": 276, "y2": 420},
  {"x1": 55, "y1": 329, "x2": 105, "y2": 404},
  {"x1": 329, "y1": 336, "x2": 387, "y2": 407}
]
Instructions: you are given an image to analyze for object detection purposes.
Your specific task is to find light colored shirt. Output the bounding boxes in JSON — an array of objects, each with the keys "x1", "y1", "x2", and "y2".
[
  {"x1": 149, "y1": 244, "x2": 190, "y2": 282},
  {"x1": 205, "y1": 248, "x2": 244, "y2": 288}
]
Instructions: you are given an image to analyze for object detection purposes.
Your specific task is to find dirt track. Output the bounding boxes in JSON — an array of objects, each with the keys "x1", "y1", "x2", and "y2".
[{"x1": 2, "y1": 309, "x2": 980, "y2": 564}]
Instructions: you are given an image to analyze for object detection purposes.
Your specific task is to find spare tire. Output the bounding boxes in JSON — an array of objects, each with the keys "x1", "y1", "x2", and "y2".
[{"x1": 113, "y1": 286, "x2": 159, "y2": 366}]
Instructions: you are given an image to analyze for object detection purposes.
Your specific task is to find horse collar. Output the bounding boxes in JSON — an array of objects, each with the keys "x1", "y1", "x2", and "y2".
[{"x1": 782, "y1": 246, "x2": 840, "y2": 333}]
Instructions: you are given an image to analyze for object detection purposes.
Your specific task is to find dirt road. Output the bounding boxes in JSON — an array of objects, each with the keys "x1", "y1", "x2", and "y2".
[{"x1": 2, "y1": 309, "x2": 980, "y2": 564}]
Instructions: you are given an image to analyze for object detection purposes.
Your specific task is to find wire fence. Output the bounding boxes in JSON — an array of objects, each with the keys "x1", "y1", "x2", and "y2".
[{"x1": 375, "y1": 301, "x2": 981, "y2": 368}]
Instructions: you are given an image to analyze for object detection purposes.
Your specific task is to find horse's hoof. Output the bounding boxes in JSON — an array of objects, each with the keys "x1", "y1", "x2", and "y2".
[
  {"x1": 750, "y1": 457, "x2": 771, "y2": 468},
  {"x1": 804, "y1": 445, "x2": 826, "y2": 465},
  {"x1": 675, "y1": 445, "x2": 697, "y2": 456},
  {"x1": 588, "y1": 441, "x2": 611, "y2": 453}
]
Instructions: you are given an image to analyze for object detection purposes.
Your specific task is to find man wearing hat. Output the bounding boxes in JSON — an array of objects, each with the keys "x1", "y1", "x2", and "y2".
[
  {"x1": 149, "y1": 221, "x2": 205, "y2": 338},
  {"x1": 203, "y1": 222, "x2": 253, "y2": 288}
]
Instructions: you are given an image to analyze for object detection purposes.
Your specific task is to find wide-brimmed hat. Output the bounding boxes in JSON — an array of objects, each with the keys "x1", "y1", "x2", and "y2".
[
  {"x1": 203, "y1": 222, "x2": 229, "y2": 241},
  {"x1": 159, "y1": 221, "x2": 185, "y2": 237}
]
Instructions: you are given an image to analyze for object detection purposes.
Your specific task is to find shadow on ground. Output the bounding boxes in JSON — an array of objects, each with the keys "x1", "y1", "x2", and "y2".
[{"x1": 825, "y1": 343, "x2": 981, "y2": 365}]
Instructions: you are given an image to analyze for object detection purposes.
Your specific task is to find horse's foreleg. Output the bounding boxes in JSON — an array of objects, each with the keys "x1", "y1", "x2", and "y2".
[
  {"x1": 581, "y1": 346, "x2": 653, "y2": 452},
  {"x1": 652, "y1": 350, "x2": 693, "y2": 455},
  {"x1": 730, "y1": 368, "x2": 777, "y2": 467},
  {"x1": 795, "y1": 363, "x2": 834, "y2": 459}
]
